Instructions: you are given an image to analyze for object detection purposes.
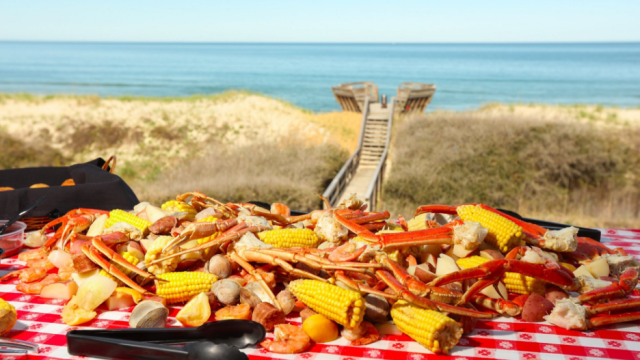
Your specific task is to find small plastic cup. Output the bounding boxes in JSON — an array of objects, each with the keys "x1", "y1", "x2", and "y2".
[{"x1": 0, "y1": 221, "x2": 26, "y2": 258}]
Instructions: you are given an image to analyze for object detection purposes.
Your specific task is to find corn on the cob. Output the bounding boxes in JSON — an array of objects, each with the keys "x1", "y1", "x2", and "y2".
[
  {"x1": 408, "y1": 213, "x2": 429, "y2": 232},
  {"x1": 456, "y1": 256, "x2": 545, "y2": 295},
  {"x1": 289, "y1": 279, "x2": 365, "y2": 329},
  {"x1": 257, "y1": 229, "x2": 321, "y2": 249},
  {"x1": 456, "y1": 205, "x2": 523, "y2": 253},
  {"x1": 391, "y1": 300, "x2": 462, "y2": 354},
  {"x1": 161, "y1": 201, "x2": 197, "y2": 217},
  {"x1": 155, "y1": 271, "x2": 217, "y2": 303},
  {"x1": 105, "y1": 209, "x2": 151, "y2": 234},
  {"x1": 144, "y1": 236, "x2": 180, "y2": 275}
]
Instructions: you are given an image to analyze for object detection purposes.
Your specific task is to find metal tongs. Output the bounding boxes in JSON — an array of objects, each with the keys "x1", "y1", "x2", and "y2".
[
  {"x1": 66, "y1": 320, "x2": 265, "y2": 360},
  {"x1": 0, "y1": 338, "x2": 39, "y2": 354}
]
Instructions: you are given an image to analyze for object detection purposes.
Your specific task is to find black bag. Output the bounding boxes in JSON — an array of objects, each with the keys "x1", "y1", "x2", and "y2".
[{"x1": 0, "y1": 158, "x2": 139, "y2": 220}]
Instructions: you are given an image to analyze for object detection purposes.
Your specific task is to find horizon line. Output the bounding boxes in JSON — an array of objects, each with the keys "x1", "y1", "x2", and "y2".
[{"x1": 1, "y1": 40, "x2": 639, "y2": 45}]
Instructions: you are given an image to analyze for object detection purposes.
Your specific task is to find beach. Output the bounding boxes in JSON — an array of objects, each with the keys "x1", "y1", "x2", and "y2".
[{"x1": 1, "y1": 92, "x2": 639, "y2": 227}]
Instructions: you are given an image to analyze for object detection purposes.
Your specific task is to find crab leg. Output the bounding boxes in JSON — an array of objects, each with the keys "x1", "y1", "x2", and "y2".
[
  {"x1": 377, "y1": 269, "x2": 496, "y2": 319},
  {"x1": 228, "y1": 252, "x2": 283, "y2": 311},
  {"x1": 579, "y1": 268, "x2": 638, "y2": 303},
  {"x1": 335, "y1": 213, "x2": 453, "y2": 249},
  {"x1": 430, "y1": 259, "x2": 575, "y2": 304},
  {"x1": 149, "y1": 225, "x2": 270, "y2": 265},
  {"x1": 587, "y1": 297, "x2": 640, "y2": 315},
  {"x1": 91, "y1": 237, "x2": 157, "y2": 281},
  {"x1": 163, "y1": 219, "x2": 238, "y2": 252},
  {"x1": 471, "y1": 293, "x2": 524, "y2": 317},
  {"x1": 81, "y1": 245, "x2": 148, "y2": 294}
]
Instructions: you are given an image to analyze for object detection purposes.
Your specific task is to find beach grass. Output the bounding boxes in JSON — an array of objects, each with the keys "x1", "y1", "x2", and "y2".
[{"x1": 383, "y1": 109, "x2": 640, "y2": 228}]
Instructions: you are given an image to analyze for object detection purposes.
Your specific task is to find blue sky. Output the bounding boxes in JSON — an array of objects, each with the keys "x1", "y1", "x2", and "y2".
[{"x1": 1, "y1": 0, "x2": 638, "y2": 43}]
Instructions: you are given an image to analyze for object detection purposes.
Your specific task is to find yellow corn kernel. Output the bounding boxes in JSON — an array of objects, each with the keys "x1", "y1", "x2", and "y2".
[
  {"x1": 144, "y1": 236, "x2": 180, "y2": 275},
  {"x1": 105, "y1": 209, "x2": 151, "y2": 235},
  {"x1": 155, "y1": 271, "x2": 217, "y2": 304},
  {"x1": 99, "y1": 270, "x2": 123, "y2": 287},
  {"x1": 407, "y1": 213, "x2": 429, "y2": 232},
  {"x1": 456, "y1": 205, "x2": 522, "y2": 253},
  {"x1": 456, "y1": 256, "x2": 545, "y2": 295},
  {"x1": 257, "y1": 229, "x2": 321, "y2": 249},
  {"x1": 391, "y1": 300, "x2": 462, "y2": 355},
  {"x1": 161, "y1": 201, "x2": 197, "y2": 218},
  {"x1": 289, "y1": 279, "x2": 365, "y2": 329}
]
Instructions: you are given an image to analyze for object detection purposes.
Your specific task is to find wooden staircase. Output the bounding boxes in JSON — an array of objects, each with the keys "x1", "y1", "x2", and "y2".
[
  {"x1": 322, "y1": 99, "x2": 394, "y2": 210},
  {"x1": 359, "y1": 103, "x2": 390, "y2": 168}
]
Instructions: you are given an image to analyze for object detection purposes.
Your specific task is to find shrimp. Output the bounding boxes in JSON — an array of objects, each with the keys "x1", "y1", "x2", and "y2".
[
  {"x1": 260, "y1": 324, "x2": 310, "y2": 354},
  {"x1": 18, "y1": 248, "x2": 47, "y2": 262},
  {"x1": 328, "y1": 242, "x2": 366, "y2": 262},
  {"x1": 26, "y1": 259, "x2": 55, "y2": 271},
  {"x1": 214, "y1": 304, "x2": 252, "y2": 320},
  {"x1": 341, "y1": 321, "x2": 380, "y2": 346},
  {"x1": 16, "y1": 274, "x2": 60, "y2": 294},
  {"x1": 0, "y1": 267, "x2": 48, "y2": 283},
  {"x1": 58, "y1": 267, "x2": 76, "y2": 281}
]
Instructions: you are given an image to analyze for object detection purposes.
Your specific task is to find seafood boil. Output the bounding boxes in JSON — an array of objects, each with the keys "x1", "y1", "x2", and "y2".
[{"x1": 1, "y1": 192, "x2": 639, "y2": 356}]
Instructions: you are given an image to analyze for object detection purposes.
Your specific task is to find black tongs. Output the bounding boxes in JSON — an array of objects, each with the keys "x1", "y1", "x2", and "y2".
[
  {"x1": 498, "y1": 209, "x2": 601, "y2": 242},
  {"x1": 66, "y1": 320, "x2": 266, "y2": 360}
]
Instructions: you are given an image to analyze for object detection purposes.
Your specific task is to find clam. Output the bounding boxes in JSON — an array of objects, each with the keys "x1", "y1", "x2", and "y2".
[
  {"x1": 211, "y1": 279, "x2": 241, "y2": 305},
  {"x1": 239, "y1": 288, "x2": 262, "y2": 309},
  {"x1": 276, "y1": 290, "x2": 295, "y2": 315},
  {"x1": 206, "y1": 255, "x2": 232, "y2": 278},
  {"x1": 129, "y1": 301, "x2": 169, "y2": 328}
]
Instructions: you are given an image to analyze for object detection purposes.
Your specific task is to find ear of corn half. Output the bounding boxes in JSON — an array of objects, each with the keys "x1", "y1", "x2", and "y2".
[
  {"x1": 407, "y1": 213, "x2": 429, "y2": 232},
  {"x1": 161, "y1": 201, "x2": 197, "y2": 219},
  {"x1": 289, "y1": 279, "x2": 365, "y2": 329},
  {"x1": 456, "y1": 256, "x2": 545, "y2": 295},
  {"x1": 456, "y1": 205, "x2": 523, "y2": 253},
  {"x1": 257, "y1": 229, "x2": 321, "y2": 249},
  {"x1": 105, "y1": 209, "x2": 151, "y2": 235},
  {"x1": 155, "y1": 271, "x2": 217, "y2": 303},
  {"x1": 391, "y1": 300, "x2": 462, "y2": 355}
]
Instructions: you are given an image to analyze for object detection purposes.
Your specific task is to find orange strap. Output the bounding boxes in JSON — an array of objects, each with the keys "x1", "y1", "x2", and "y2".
[{"x1": 102, "y1": 155, "x2": 117, "y2": 174}]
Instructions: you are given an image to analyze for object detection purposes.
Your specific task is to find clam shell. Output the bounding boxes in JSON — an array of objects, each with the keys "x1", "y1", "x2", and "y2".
[{"x1": 129, "y1": 301, "x2": 169, "y2": 328}]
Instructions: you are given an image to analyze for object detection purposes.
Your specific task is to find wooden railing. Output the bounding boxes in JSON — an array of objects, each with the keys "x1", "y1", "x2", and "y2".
[
  {"x1": 322, "y1": 98, "x2": 371, "y2": 208},
  {"x1": 364, "y1": 97, "x2": 395, "y2": 211}
]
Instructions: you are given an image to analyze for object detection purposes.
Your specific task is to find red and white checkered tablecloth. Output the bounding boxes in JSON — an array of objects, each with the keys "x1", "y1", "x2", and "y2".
[{"x1": 1, "y1": 229, "x2": 640, "y2": 360}]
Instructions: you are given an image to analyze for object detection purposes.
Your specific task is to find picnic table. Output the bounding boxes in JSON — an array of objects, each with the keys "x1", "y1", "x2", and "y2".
[{"x1": 1, "y1": 228, "x2": 639, "y2": 360}]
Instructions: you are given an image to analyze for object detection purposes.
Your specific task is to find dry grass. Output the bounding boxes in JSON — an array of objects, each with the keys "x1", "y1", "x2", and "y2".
[
  {"x1": 132, "y1": 140, "x2": 347, "y2": 211},
  {"x1": 304, "y1": 111, "x2": 362, "y2": 152},
  {"x1": 383, "y1": 111, "x2": 640, "y2": 228}
]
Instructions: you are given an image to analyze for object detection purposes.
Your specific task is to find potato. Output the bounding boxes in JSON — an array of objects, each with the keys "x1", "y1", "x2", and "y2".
[
  {"x1": 413, "y1": 264, "x2": 437, "y2": 283},
  {"x1": 480, "y1": 281, "x2": 508, "y2": 300},
  {"x1": 146, "y1": 205, "x2": 171, "y2": 224},
  {"x1": 40, "y1": 281, "x2": 78, "y2": 300},
  {"x1": 139, "y1": 239, "x2": 155, "y2": 253},
  {"x1": 424, "y1": 253, "x2": 437, "y2": 272},
  {"x1": 480, "y1": 250, "x2": 504, "y2": 260},
  {"x1": 521, "y1": 293, "x2": 554, "y2": 322},
  {"x1": 573, "y1": 265, "x2": 595, "y2": 279},
  {"x1": 447, "y1": 243, "x2": 477, "y2": 259},
  {"x1": 545, "y1": 285, "x2": 569, "y2": 304},
  {"x1": 585, "y1": 258, "x2": 610, "y2": 278},
  {"x1": 87, "y1": 214, "x2": 109, "y2": 237},
  {"x1": 106, "y1": 292, "x2": 137, "y2": 311},
  {"x1": 435, "y1": 254, "x2": 459, "y2": 276}
]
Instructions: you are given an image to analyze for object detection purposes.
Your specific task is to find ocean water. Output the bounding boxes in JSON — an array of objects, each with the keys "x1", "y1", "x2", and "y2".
[{"x1": 0, "y1": 42, "x2": 639, "y2": 112}]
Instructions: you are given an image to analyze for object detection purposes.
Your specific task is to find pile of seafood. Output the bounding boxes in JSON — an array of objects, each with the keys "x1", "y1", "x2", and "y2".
[{"x1": 1, "y1": 192, "x2": 639, "y2": 355}]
